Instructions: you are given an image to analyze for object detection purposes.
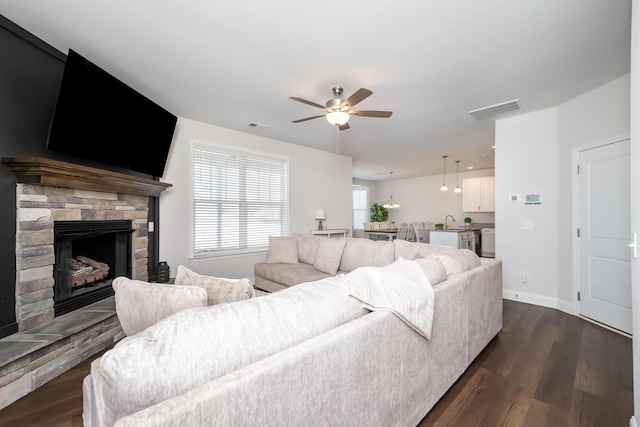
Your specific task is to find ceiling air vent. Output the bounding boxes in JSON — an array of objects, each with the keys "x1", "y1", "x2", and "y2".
[
  {"x1": 468, "y1": 99, "x2": 524, "y2": 121},
  {"x1": 247, "y1": 122, "x2": 268, "y2": 129}
]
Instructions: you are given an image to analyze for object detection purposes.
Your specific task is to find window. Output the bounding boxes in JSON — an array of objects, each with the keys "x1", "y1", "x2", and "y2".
[
  {"x1": 352, "y1": 185, "x2": 368, "y2": 230},
  {"x1": 192, "y1": 140, "x2": 288, "y2": 257}
]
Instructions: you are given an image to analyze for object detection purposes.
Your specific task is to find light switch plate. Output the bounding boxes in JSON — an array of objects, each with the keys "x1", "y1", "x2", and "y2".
[{"x1": 509, "y1": 194, "x2": 520, "y2": 202}]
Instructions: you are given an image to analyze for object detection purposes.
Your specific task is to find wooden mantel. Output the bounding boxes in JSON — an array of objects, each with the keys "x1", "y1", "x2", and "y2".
[{"x1": 2, "y1": 157, "x2": 172, "y2": 197}]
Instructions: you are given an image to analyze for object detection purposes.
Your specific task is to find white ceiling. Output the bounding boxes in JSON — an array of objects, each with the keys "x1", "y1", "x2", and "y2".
[{"x1": 0, "y1": 0, "x2": 631, "y2": 180}]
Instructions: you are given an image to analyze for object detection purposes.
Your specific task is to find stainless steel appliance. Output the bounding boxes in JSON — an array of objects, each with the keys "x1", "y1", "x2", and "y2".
[{"x1": 481, "y1": 228, "x2": 495, "y2": 257}]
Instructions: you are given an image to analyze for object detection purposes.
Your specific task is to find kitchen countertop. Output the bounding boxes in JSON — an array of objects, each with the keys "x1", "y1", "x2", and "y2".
[
  {"x1": 432, "y1": 228, "x2": 479, "y2": 233},
  {"x1": 432, "y1": 224, "x2": 494, "y2": 233}
]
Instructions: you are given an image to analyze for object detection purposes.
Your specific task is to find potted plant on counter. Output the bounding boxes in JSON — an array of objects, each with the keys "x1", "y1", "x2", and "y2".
[
  {"x1": 434, "y1": 223, "x2": 444, "y2": 231},
  {"x1": 464, "y1": 217, "x2": 472, "y2": 228}
]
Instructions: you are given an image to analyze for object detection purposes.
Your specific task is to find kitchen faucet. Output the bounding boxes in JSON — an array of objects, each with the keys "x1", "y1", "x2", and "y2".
[{"x1": 445, "y1": 215, "x2": 456, "y2": 230}]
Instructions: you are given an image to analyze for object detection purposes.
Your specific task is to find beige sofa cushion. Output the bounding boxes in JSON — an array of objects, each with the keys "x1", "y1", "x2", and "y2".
[
  {"x1": 298, "y1": 235, "x2": 320, "y2": 264},
  {"x1": 266, "y1": 235, "x2": 300, "y2": 263},
  {"x1": 91, "y1": 277, "x2": 368, "y2": 426},
  {"x1": 112, "y1": 277, "x2": 207, "y2": 336},
  {"x1": 313, "y1": 238, "x2": 347, "y2": 275},
  {"x1": 339, "y1": 238, "x2": 395, "y2": 272},
  {"x1": 428, "y1": 249, "x2": 481, "y2": 277},
  {"x1": 393, "y1": 239, "x2": 457, "y2": 260},
  {"x1": 175, "y1": 265, "x2": 255, "y2": 305},
  {"x1": 254, "y1": 262, "x2": 330, "y2": 287},
  {"x1": 412, "y1": 257, "x2": 448, "y2": 286}
]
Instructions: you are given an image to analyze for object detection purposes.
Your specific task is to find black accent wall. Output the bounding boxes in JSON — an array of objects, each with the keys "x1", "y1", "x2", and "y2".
[{"x1": 0, "y1": 16, "x2": 162, "y2": 338}]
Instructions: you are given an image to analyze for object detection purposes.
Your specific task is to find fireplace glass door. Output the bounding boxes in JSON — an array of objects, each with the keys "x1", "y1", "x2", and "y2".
[{"x1": 53, "y1": 220, "x2": 133, "y2": 316}]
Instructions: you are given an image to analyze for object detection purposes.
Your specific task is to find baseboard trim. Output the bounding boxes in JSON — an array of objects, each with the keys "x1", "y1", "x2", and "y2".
[{"x1": 502, "y1": 289, "x2": 567, "y2": 311}]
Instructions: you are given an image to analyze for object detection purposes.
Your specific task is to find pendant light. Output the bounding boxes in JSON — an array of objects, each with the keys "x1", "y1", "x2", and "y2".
[
  {"x1": 383, "y1": 172, "x2": 400, "y2": 209},
  {"x1": 440, "y1": 156, "x2": 448, "y2": 191},
  {"x1": 454, "y1": 160, "x2": 462, "y2": 193}
]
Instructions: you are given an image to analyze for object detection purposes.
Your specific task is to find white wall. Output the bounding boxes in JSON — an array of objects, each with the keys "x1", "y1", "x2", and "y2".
[
  {"x1": 158, "y1": 118, "x2": 353, "y2": 280},
  {"x1": 495, "y1": 108, "x2": 560, "y2": 306},
  {"x1": 495, "y1": 74, "x2": 630, "y2": 311}
]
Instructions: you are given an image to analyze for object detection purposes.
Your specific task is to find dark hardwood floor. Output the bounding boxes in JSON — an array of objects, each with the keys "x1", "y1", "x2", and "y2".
[{"x1": 0, "y1": 300, "x2": 633, "y2": 426}]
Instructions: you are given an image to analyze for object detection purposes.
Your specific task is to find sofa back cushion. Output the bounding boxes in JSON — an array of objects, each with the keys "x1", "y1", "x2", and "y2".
[
  {"x1": 298, "y1": 235, "x2": 320, "y2": 264},
  {"x1": 338, "y1": 238, "x2": 395, "y2": 272},
  {"x1": 393, "y1": 239, "x2": 457, "y2": 260},
  {"x1": 427, "y1": 249, "x2": 481, "y2": 277},
  {"x1": 412, "y1": 257, "x2": 448, "y2": 286},
  {"x1": 90, "y1": 277, "x2": 367, "y2": 426}
]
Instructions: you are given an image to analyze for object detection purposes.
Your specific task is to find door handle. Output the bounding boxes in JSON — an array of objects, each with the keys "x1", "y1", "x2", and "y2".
[{"x1": 629, "y1": 232, "x2": 637, "y2": 259}]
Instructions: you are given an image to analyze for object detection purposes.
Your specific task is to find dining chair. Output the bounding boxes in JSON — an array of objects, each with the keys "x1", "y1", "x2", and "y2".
[
  {"x1": 405, "y1": 224, "x2": 416, "y2": 242},
  {"x1": 413, "y1": 222, "x2": 428, "y2": 243},
  {"x1": 397, "y1": 223, "x2": 409, "y2": 240}
]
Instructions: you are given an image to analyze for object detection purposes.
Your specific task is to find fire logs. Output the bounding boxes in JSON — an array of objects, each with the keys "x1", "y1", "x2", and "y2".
[{"x1": 67, "y1": 256, "x2": 110, "y2": 288}]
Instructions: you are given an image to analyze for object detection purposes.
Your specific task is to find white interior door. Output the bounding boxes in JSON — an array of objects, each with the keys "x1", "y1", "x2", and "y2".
[{"x1": 578, "y1": 138, "x2": 631, "y2": 334}]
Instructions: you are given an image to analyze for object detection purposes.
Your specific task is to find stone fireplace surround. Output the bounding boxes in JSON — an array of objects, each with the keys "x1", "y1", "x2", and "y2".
[{"x1": 0, "y1": 157, "x2": 171, "y2": 409}]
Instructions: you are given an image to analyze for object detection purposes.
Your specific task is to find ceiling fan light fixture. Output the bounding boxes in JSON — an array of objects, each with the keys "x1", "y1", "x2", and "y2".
[{"x1": 326, "y1": 111, "x2": 350, "y2": 126}]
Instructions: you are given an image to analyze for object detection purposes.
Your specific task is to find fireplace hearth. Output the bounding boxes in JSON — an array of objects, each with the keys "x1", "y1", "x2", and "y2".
[{"x1": 53, "y1": 220, "x2": 133, "y2": 316}]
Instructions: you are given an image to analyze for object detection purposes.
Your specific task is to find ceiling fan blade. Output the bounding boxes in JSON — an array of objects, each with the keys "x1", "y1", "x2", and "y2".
[
  {"x1": 349, "y1": 110, "x2": 393, "y2": 118},
  {"x1": 289, "y1": 96, "x2": 327, "y2": 110},
  {"x1": 339, "y1": 122, "x2": 350, "y2": 131},
  {"x1": 292, "y1": 115, "x2": 326, "y2": 123},
  {"x1": 341, "y1": 88, "x2": 373, "y2": 109}
]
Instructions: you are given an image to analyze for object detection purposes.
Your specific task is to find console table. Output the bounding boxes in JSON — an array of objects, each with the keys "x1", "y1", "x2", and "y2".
[{"x1": 311, "y1": 228, "x2": 349, "y2": 238}]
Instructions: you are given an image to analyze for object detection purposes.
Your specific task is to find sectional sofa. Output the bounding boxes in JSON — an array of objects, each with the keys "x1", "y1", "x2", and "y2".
[{"x1": 83, "y1": 235, "x2": 502, "y2": 426}]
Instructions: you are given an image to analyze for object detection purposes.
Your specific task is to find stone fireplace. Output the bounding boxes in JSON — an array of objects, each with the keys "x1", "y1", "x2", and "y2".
[{"x1": 0, "y1": 157, "x2": 171, "y2": 409}]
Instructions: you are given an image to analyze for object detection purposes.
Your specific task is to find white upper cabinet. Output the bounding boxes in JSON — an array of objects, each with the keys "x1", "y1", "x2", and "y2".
[{"x1": 462, "y1": 176, "x2": 495, "y2": 212}]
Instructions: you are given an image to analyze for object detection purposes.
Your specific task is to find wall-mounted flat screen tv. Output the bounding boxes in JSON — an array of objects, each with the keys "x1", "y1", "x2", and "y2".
[{"x1": 46, "y1": 49, "x2": 177, "y2": 178}]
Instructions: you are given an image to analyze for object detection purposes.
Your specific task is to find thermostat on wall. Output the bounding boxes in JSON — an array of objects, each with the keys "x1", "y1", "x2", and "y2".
[{"x1": 524, "y1": 193, "x2": 542, "y2": 205}]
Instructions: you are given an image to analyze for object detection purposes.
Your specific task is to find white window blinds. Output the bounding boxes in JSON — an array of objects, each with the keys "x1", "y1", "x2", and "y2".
[
  {"x1": 352, "y1": 185, "x2": 368, "y2": 230},
  {"x1": 192, "y1": 142, "x2": 288, "y2": 257}
]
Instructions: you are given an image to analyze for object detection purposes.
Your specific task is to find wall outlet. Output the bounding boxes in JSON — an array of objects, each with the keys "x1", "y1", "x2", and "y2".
[
  {"x1": 521, "y1": 221, "x2": 533, "y2": 230},
  {"x1": 521, "y1": 271, "x2": 528, "y2": 283}
]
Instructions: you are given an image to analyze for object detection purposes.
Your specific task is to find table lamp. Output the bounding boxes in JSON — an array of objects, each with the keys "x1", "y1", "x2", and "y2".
[{"x1": 315, "y1": 210, "x2": 326, "y2": 231}]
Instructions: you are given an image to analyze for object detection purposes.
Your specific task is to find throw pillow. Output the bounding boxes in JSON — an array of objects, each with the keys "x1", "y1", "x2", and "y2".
[
  {"x1": 266, "y1": 235, "x2": 300, "y2": 264},
  {"x1": 112, "y1": 276, "x2": 208, "y2": 336},
  {"x1": 313, "y1": 238, "x2": 347, "y2": 275},
  {"x1": 174, "y1": 265, "x2": 256, "y2": 305}
]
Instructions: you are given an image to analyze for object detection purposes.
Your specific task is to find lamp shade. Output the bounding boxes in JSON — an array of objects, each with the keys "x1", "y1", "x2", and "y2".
[
  {"x1": 326, "y1": 111, "x2": 350, "y2": 126},
  {"x1": 315, "y1": 210, "x2": 326, "y2": 220}
]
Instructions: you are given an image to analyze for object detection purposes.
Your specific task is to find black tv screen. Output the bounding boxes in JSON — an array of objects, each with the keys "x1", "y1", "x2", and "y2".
[{"x1": 47, "y1": 49, "x2": 177, "y2": 178}]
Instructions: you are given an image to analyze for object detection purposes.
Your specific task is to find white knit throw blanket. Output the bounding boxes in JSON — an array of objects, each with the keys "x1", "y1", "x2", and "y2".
[{"x1": 344, "y1": 258, "x2": 435, "y2": 339}]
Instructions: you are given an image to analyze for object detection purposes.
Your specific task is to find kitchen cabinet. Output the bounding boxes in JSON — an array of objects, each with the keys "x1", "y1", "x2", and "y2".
[
  {"x1": 429, "y1": 230, "x2": 475, "y2": 250},
  {"x1": 462, "y1": 176, "x2": 495, "y2": 212}
]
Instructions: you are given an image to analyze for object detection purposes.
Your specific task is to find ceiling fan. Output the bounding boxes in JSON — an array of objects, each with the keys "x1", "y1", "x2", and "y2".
[{"x1": 290, "y1": 87, "x2": 392, "y2": 130}]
